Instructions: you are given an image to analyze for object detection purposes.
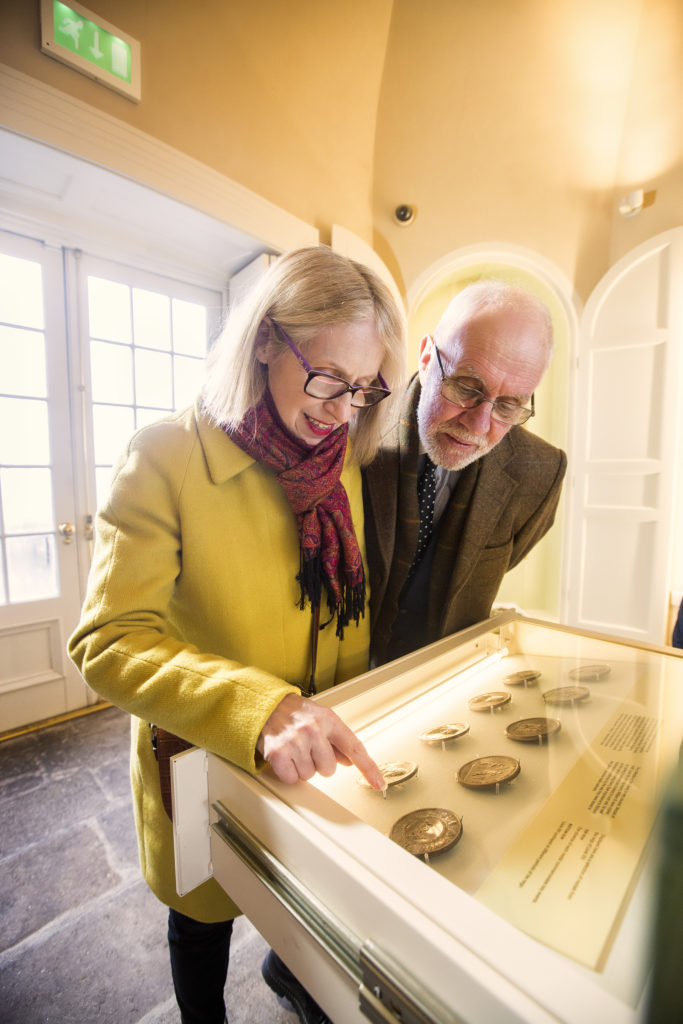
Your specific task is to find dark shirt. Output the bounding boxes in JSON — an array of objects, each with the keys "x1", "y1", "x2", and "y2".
[
  {"x1": 673, "y1": 599, "x2": 683, "y2": 649},
  {"x1": 386, "y1": 459, "x2": 461, "y2": 660}
]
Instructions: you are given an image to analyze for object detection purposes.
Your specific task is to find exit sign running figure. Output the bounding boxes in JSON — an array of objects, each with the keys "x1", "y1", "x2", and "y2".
[{"x1": 41, "y1": 0, "x2": 141, "y2": 102}]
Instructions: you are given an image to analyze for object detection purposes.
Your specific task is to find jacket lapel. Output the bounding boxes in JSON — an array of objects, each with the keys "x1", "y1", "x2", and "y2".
[
  {"x1": 363, "y1": 446, "x2": 400, "y2": 591},
  {"x1": 363, "y1": 377, "x2": 424, "y2": 638}
]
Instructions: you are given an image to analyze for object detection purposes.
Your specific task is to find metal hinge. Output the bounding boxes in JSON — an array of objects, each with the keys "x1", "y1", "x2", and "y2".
[{"x1": 359, "y1": 942, "x2": 462, "y2": 1024}]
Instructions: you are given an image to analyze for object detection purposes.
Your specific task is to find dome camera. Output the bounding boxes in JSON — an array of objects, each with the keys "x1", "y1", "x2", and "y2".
[{"x1": 394, "y1": 204, "x2": 416, "y2": 226}]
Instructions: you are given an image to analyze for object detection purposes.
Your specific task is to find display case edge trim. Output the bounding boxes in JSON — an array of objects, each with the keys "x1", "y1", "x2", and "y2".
[{"x1": 40, "y1": 0, "x2": 141, "y2": 103}]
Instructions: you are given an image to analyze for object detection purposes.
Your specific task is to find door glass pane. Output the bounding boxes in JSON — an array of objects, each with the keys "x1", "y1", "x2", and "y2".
[
  {"x1": 0, "y1": 247, "x2": 60, "y2": 609},
  {"x1": 135, "y1": 407, "x2": 167, "y2": 429},
  {"x1": 0, "y1": 397, "x2": 51, "y2": 464},
  {"x1": 1, "y1": 468, "x2": 54, "y2": 533},
  {"x1": 133, "y1": 289, "x2": 171, "y2": 350},
  {"x1": 88, "y1": 277, "x2": 132, "y2": 342},
  {"x1": 92, "y1": 405, "x2": 135, "y2": 465},
  {"x1": 86, "y1": 271, "x2": 218, "y2": 513},
  {"x1": 0, "y1": 253, "x2": 44, "y2": 329},
  {"x1": 134, "y1": 348, "x2": 173, "y2": 408},
  {"x1": 6, "y1": 534, "x2": 58, "y2": 603},
  {"x1": 172, "y1": 298, "x2": 208, "y2": 356},
  {"x1": 90, "y1": 340, "x2": 134, "y2": 404},
  {"x1": 95, "y1": 466, "x2": 115, "y2": 511},
  {"x1": 174, "y1": 354, "x2": 205, "y2": 410},
  {"x1": 0, "y1": 326, "x2": 48, "y2": 397}
]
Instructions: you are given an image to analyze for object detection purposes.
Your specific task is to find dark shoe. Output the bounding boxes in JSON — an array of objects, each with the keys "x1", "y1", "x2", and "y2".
[{"x1": 261, "y1": 949, "x2": 331, "y2": 1024}]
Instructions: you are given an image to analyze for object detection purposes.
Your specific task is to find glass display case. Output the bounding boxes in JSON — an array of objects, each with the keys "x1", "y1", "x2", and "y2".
[{"x1": 172, "y1": 611, "x2": 683, "y2": 1023}]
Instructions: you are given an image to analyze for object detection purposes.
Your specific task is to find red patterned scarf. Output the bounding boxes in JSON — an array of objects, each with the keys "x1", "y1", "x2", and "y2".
[{"x1": 225, "y1": 390, "x2": 365, "y2": 640}]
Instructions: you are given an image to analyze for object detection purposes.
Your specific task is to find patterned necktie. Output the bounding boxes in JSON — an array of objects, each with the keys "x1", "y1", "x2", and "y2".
[{"x1": 413, "y1": 456, "x2": 438, "y2": 567}]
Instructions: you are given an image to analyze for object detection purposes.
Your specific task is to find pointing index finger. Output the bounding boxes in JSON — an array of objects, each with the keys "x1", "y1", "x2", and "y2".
[{"x1": 330, "y1": 720, "x2": 385, "y2": 791}]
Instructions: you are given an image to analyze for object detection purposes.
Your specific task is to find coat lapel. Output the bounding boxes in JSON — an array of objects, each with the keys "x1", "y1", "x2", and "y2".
[
  {"x1": 195, "y1": 402, "x2": 255, "y2": 484},
  {"x1": 438, "y1": 433, "x2": 518, "y2": 628},
  {"x1": 363, "y1": 377, "x2": 422, "y2": 630}
]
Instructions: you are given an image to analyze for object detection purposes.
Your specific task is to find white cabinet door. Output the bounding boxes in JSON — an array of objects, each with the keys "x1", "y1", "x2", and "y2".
[
  {"x1": 566, "y1": 228, "x2": 683, "y2": 643},
  {"x1": 0, "y1": 231, "x2": 89, "y2": 732}
]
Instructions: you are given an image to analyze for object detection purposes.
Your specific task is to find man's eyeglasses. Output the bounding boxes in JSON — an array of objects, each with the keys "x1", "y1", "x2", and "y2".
[
  {"x1": 272, "y1": 322, "x2": 391, "y2": 408},
  {"x1": 433, "y1": 344, "x2": 534, "y2": 425}
]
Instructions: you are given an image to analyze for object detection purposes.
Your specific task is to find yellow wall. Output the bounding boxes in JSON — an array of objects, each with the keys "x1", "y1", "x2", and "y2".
[
  {"x1": 2, "y1": 1, "x2": 681, "y2": 301},
  {"x1": 0, "y1": 0, "x2": 393, "y2": 243},
  {"x1": 373, "y1": 0, "x2": 683, "y2": 305}
]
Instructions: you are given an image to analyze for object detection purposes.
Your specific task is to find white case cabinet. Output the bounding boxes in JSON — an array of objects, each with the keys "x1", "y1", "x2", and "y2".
[{"x1": 172, "y1": 612, "x2": 683, "y2": 1023}]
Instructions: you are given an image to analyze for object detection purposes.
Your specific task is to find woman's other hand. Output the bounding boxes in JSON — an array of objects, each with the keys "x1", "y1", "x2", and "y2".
[{"x1": 257, "y1": 693, "x2": 385, "y2": 791}]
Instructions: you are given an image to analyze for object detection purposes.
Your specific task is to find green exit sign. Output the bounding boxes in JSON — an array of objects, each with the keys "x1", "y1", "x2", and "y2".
[{"x1": 41, "y1": 0, "x2": 141, "y2": 102}]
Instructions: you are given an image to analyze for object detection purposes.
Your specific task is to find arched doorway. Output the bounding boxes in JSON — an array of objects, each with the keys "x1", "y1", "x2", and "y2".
[{"x1": 406, "y1": 243, "x2": 579, "y2": 622}]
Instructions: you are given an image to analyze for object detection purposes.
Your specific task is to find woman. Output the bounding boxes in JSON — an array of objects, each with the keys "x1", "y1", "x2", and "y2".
[{"x1": 68, "y1": 246, "x2": 406, "y2": 1024}]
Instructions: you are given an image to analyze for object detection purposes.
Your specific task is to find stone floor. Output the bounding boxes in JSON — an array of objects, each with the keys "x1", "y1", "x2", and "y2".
[{"x1": 0, "y1": 705, "x2": 300, "y2": 1024}]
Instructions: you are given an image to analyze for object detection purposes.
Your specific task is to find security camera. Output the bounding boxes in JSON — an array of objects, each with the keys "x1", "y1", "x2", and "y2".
[{"x1": 394, "y1": 204, "x2": 416, "y2": 226}]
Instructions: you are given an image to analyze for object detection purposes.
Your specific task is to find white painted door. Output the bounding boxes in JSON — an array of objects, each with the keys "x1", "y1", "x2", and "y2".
[
  {"x1": 0, "y1": 231, "x2": 88, "y2": 731},
  {"x1": 565, "y1": 228, "x2": 683, "y2": 643},
  {"x1": 0, "y1": 234, "x2": 223, "y2": 732}
]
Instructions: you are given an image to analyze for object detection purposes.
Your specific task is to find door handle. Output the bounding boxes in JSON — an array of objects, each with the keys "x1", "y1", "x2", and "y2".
[{"x1": 57, "y1": 522, "x2": 76, "y2": 544}]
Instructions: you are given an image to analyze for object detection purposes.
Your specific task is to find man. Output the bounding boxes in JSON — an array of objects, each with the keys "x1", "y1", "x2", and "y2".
[
  {"x1": 673, "y1": 598, "x2": 683, "y2": 648},
  {"x1": 363, "y1": 280, "x2": 567, "y2": 665}
]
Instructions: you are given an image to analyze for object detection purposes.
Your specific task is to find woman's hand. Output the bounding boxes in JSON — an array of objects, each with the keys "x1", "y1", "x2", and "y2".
[{"x1": 257, "y1": 693, "x2": 386, "y2": 791}]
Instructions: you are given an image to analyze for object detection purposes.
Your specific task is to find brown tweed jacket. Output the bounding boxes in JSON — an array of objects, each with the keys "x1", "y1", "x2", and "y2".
[{"x1": 363, "y1": 377, "x2": 567, "y2": 665}]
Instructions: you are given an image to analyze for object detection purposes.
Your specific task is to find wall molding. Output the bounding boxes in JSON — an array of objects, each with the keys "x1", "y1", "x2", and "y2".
[{"x1": 0, "y1": 62, "x2": 318, "y2": 256}]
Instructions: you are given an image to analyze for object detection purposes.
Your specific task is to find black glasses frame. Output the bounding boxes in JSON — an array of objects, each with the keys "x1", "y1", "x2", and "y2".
[{"x1": 433, "y1": 343, "x2": 535, "y2": 425}]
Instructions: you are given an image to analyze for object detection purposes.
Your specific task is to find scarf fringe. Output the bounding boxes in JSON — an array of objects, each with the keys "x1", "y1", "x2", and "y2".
[{"x1": 297, "y1": 555, "x2": 365, "y2": 640}]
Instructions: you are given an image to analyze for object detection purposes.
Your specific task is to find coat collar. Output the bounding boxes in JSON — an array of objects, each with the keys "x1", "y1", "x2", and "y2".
[{"x1": 194, "y1": 401, "x2": 255, "y2": 485}]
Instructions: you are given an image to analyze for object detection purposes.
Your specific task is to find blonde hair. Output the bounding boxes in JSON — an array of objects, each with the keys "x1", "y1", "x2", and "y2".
[{"x1": 202, "y1": 246, "x2": 407, "y2": 465}]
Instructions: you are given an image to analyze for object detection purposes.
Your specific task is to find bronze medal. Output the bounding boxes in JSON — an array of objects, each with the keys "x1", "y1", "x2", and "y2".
[
  {"x1": 358, "y1": 760, "x2": 418, "y2": 789},
  {"x1": 542, "y1": 685, "x2": 591, "y2": 705},
  {"x1": 503, "y1": 669, "x2": 541, "y2": 686},
  {"x1": 468, "y1": 691, "x2": 512, "y2": 712},
  {"x1": 568, "y1": 663, "x2": 611, "y2": 682},
  {"x1": 505, "y1": 717, "x2": 562, "y2": 742},
  {"x1": 420, "y1": 723, "x2": 470, "y2": 744},
  {"x1": 390, "y1": 808, "x2": 463, "y2": 858},
  {"x1": 457, "y1": 754, "x2": 521, "y2": 789}
]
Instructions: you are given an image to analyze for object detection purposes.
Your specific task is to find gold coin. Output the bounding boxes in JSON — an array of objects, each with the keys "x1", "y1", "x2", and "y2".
[
  {"x1": 568, "y1": 663, "x2": 611, "y2": 682},
  {"x1": 468, "y1": 691, "x2": 512, "y2": 712},
  {"x1": 390, "y1": 808, "x2": 463, "y2": 857},
  {"x1": 420, "y1": 723, "x2": 470, "y2": 744},
  {"x1": 358, "y1": 760, "x2": 418, "y2": 789},
  {"x1": 503, "y1": 669, "x2": 541, "y2": 686},
  {"x1": 456, "y1": 754, "x2": 521, "y2": 789},
  {"x1": 505, "y1": 717, "x2": 562, "y2": 742},
  {"x1": 542, "y1": 685, "x2": 591, "y2": 705}
]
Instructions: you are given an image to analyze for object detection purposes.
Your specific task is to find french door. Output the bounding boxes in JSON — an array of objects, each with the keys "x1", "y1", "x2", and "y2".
[{"x1": 0, "y1": 229, "x2": 223, "y2": 732}]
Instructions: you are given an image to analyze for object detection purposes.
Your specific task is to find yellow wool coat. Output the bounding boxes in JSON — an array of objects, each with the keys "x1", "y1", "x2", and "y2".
[{"x1": 68, "y1": 402, "x2": 370, "y2": 922}]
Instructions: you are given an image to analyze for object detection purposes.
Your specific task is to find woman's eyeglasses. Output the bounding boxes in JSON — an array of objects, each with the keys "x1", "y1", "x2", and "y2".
[{"x1": 272, "y1": 322, "x2": 391, "y2": 408}]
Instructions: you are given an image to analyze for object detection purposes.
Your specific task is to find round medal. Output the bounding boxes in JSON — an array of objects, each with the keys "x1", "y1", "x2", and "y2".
[
  {"x1": 468, "y1": 692, "x2": 512, "y2": 712},
  {"x1": 505, "y1": 717, "x2": 562, "y2": 743},
  {"x1": 568, "y1": 663, "x2": 611, "y2": 682},
  {"x1": 457, "y1": 754, "x2": 521, "y2": 789},
  {"x1": 503, "y1": 669, "x2": 541, "y2": 686},
  {"x1": 542, "y1": 685, "x2": 591, "y2": 706},
  {"x1": 420, "y1": 723, "x2": 470, "y2": 744},
  {"x1": 390, "y1": 808, "x2": 463, "y2": 858}
]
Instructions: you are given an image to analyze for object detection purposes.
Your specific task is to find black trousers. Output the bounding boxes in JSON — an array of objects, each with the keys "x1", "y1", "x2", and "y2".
[{"x1": 167, "y1": 908, "x2": 234, "y2": 1024}]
